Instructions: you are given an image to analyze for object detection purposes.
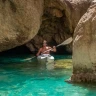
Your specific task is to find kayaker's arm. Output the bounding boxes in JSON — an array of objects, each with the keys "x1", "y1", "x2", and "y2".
[
  {"x1": 51, "y1": 46, "x2": 56, "y2": 52},
  {"x1": 36, "y1": 48, "x2": 42, "y2": 56}
]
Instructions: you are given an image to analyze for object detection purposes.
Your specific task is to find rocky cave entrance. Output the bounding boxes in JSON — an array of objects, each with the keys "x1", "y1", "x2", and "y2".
[
  {"x1": 0, "y1": 6, "x2": 73, "y2": 56},
  {"x1": 26, "y1": 7, "x2": 73, "y2": 55}
]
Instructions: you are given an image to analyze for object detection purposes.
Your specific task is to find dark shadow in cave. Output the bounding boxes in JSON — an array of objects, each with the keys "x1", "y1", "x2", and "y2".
[
  {"x1": 0, "y1": 45, "x2": 32, "y2": 56},
  {"x1": 0, "y1": 45, "x2": 72, "y2": 57},
  {"x1": 56, "y1": 46, "x2": 72, "y2": 55}
]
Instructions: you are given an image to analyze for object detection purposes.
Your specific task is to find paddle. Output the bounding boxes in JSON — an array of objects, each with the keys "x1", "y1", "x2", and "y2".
[
  {"x1": 23, "y1": 37, "x2": 73, "y2": 61},
  {"x1": 56, "y1": 37, "x2": 72, "y2": 47},
  {"x1": 43, "y1": 37, "x2": 72, "y2": 53}
]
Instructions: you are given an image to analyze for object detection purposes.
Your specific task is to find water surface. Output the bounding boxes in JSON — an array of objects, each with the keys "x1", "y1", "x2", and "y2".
[{"x1": 0, "y1": 55, "x2": 96, "y2": 96}]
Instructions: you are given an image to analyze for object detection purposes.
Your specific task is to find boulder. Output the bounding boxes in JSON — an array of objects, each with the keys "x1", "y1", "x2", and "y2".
[
  {"x1": 0, "y1": 0, "x2": 44, "y2": 52},
  {"x1": 72, "y1": 0, "x2": 96, "y2": 82}
]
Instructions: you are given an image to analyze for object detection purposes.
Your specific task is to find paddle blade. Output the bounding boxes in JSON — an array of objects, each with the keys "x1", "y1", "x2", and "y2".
[
  {"x1": 22, "y1": 56, "x2": 36, "y2": 61},
  {"x1": 57, "y1": 37, "x2": 73, "y2": 47}
]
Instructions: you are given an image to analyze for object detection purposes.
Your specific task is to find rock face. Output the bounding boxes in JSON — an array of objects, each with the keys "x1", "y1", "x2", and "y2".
[
  {"x1": 26, "y1": 0, "x2": 72, "y2": 53},
  {"x1": 0, "y1": 0, "x2": 44, "y2": 52},
  {"x1": 0, "y1": 0, "x2": 91, "y2": 53},
  {"x1": 72, "y1": 0, "x2": 96, "y2": 82},
  {"x1": 26, "y1": 0, "x2": 90, "y2": 53}
]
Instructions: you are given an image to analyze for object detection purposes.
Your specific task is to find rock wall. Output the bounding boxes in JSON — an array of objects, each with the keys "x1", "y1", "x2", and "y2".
[
  {"x1": 26, "y1": 0, "x2": 90, "y2": 53},
  {"x1": 0, "y1": 0, "x2": 44, "y2": 52},
  {"x1": 72, "y1": 0, "x2": 96, "y2": 82},
  {"x1": 0, "y1": 0, "x2": 91, "y2": 54},
  {"x1": 26, "y1": 0, "x2": 72, "y2": 53}
]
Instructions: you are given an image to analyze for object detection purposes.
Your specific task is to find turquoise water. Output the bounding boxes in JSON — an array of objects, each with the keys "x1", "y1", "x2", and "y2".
[{"x1": 0, "y1": 55, "x2": 96, "y2": 96}]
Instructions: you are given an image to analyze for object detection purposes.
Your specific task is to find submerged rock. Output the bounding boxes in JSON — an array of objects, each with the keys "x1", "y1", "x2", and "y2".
[
  {"x1": 0, "y1": 0, "x2": 44, "y2": 52},
  {"x1": 72, "y1": 0, "x2": 96, "y2": 82}
]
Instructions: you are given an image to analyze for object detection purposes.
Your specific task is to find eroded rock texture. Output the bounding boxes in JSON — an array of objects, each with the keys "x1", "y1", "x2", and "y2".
[
  {"x1": 26, "y1": 0, "x2": 90, "y2": 53},
  {"x1": 0, "y1": 0, "x2": 44, "y2": 52},
  {"x1": 26, "y1": 0, "x2": 72, "y2": 53},
  {"x1": 72, "y1": 0, "x2": 96, "y2": 83},
  {"x1": 0, "y1": 0, "x2": 91, "y2": 53}
]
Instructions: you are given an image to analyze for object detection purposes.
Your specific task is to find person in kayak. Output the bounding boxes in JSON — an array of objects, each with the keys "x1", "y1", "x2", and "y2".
[{"x1": 36, "y1": 40, "x2": 56, "y2": 56}]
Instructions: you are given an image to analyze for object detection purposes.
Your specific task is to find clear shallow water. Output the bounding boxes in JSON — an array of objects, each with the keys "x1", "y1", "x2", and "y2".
[{"x1": 0, "y1": 55, "x2": 96, "y2": 96}]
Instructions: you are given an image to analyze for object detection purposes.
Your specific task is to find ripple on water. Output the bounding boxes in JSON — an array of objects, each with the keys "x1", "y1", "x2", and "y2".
[{"x1": 0, "y1": 55, "x2": 96, "y2": 96}]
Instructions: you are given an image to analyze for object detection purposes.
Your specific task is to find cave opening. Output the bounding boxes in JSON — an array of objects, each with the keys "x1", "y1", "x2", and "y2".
[
  {"x1": 26, "y1": 7, "x2": 73, "y2": 55},
  {"x1": 0, "y1": 4, "x2": 73, "y2": 56},
  {"x1": 0, "y1": 45, "x2": 32, "y2": 56},
  {"x1": 0, "y1": 44, "x2": 71, "y2": 57}
]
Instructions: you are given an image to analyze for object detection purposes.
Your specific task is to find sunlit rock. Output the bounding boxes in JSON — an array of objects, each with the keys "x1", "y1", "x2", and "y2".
[
  {"x1": 0, "y1": 0, "x2": 44, "y2": 52},
  {"x1": 72, "y1": 0, "x2": 96, "y2": 82}
]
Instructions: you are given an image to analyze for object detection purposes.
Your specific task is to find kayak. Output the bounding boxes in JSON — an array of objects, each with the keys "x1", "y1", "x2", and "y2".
[{"x1": 37, "y1": 54, "x2": 54, "y2": 70}]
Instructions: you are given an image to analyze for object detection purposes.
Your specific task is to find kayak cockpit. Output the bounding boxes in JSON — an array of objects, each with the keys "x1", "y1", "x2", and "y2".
[{"x1": 37, "y1": 54, "x2": 54, "y2": 70}]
